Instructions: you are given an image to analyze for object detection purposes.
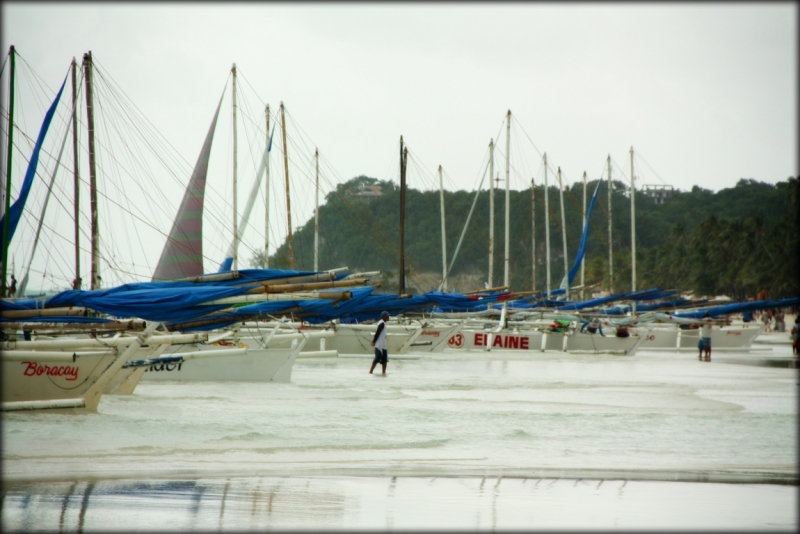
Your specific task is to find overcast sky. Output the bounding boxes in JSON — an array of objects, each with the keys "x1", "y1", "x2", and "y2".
[{"x1": 2, "y1": 2, "x2": 797, "y2": 288}]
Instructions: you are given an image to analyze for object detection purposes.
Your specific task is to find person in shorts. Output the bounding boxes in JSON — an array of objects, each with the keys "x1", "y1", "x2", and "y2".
[
  {"x1": 370, "y1": 311, "x2": 390, "y2": 374},
  {"x1": 699, "y1": 314, "x2": 713, "y2": 361}
]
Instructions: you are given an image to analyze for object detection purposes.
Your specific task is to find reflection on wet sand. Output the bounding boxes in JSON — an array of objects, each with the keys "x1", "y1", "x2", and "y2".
[{"x1": 2, "y1": 476, "x2": 795, "y2": 531}]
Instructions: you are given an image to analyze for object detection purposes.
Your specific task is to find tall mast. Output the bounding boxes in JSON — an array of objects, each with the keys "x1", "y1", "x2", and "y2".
[
  {"x1": 607, "y1": 154, "x2": 613, "y2": 294},
  {"x1": 530, "y1": 177, "x2": 536, "y2": 292},
  {"x1": 543, "y1": 153, "x2": 551, "y2": 297},
  {"x1": 630, "y1": 146, "x2": 636, "y2": 314},
  {"x1": 439, "y1": 165, "x2": 447, "y2": 291},
  {"x1": 280, "y1": 102, "x2": 293, "y2": 269},
  {"x1": 82, "y1": 51, "x2": 100, "y2": 290},
  {"x1": 231, "y1": 63, "x2": 239, "y2": 271},
  {"x1": 398, "y1": 136, "x2": 407, "y2": 295},
  {"x1": 558, "y1": 166, "x2": 568, "y2": 299},
  {"x1": 264, "y1": 105, "x2": 270, "y2": 268},
  {"x1": 314, "y1": 148, "x2": 319, "y2": 271},
  {"x1": 503, "y1": 110, "x2": 511, "y2": 288},
  {"x1": 1, "y1": 45, "x2": 15, "y2": 297},
  {"x1": 71, "y1": 58, "x2": 81, "y2": 289},
  {"x1": 581, "y1": 171, "x2": 587, "y2": 298},
  {"x1": 488, "y1": 138, "x2": 494, "y2": 288}
]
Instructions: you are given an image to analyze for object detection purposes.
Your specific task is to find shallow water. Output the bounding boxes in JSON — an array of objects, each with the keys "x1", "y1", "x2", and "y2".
[{"x1": 2, "y1": 346, "x2": 797, "y2": 530}]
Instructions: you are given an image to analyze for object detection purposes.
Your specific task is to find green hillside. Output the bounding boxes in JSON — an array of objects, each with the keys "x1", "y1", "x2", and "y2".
[{"x1": 258, "y1": 176, "x2": 798, "y2": 300}]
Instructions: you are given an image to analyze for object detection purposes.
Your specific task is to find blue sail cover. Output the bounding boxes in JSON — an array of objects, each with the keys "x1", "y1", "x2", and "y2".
[
  {"x1": 671, "y1": 297, "x2": 800, "y2": 320},
  {"x1": 430, "y1": 290, "x2": 511, "y2": 313},
  {"x1": 506, "y1": 287, "x2": 665, "y2": 312},
  {"x1": 538, "y1": 287, "x2": 665, "y2": 311},
  {"x1": 44, "y1": 282, "x2": 258, "y2": 322},
  {"x1": 0, "y1": 74, "x2": 67, "y2": 249},
  {"x1": 505, "y1": 288, "x2": 567, "y2": 310},
  {"x1": 1, "y1": 268, "x2": 351, "y2": 326},
  {"x1": 595, "y1": 296, "x2": 691, "y2": 316},
  {"x1": 164, "y1": 286, "x2": 383, "y2": 330},
  {"x1": 560, "y1": 180, "x2": 601, "y2": 290},
  {"x1": 334, "y1": 292, "x2": 434, "y2": 323}
]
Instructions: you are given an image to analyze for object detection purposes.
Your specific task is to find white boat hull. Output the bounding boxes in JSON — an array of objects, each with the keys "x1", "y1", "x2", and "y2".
[
  {"x1": 636, "y1": 328, "x2": 681, "y2": 349},
  {"x1": 449, "y1": 329, "x2": 641, "y2": 354},
  {"x1": 140, "y1": 341, "x2": 298, "y2": 382},
  {"x1": 270, "y1": 324, "x2": 461, "y2": 355},
  {"x1": 634, "y1": 325, "x2": 765, "y2": 350},
  {"x1": 677, "y1": 325, "x2": 764, "y2": 349},
  {"x1": 2, "y1": 352, "x2": 117, "y2": 408},
  {"x1": 2, "y1": 342, "x2": 160, "y2": 410}
]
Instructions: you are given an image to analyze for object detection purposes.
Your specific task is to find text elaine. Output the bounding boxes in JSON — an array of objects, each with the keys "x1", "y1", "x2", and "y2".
[{"x1": 473, "y1": 333, "x2": 530, "y2": 349}]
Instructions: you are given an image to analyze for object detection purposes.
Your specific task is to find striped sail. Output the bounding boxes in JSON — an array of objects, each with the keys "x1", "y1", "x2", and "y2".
[{"x1": 152, "y1": 93, "x2": 224, "y2": 281}]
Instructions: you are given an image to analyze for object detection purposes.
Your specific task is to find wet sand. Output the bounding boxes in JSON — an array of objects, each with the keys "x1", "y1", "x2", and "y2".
[
  {"x1": 3, "y1": 344, "x2": 797, "y2": 531},
  {"x1": 2, "y1": 475, "x2": 796, "y2": 531}
]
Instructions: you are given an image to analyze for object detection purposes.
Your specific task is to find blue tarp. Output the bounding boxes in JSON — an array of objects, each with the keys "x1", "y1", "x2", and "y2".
[
  {"x1": 166, "y1": 286, "x2": 383, "y2": 330},
  {"x1": 671, "y1": 297, "x2": 800, "y2": 319},
  {"x1": 506, "y1": 288, "x2": 666, "y2": 312},
  {"x1": 0, "y1": 299, "x2": 48, "y2": 311},
  {"x1": 430, "y1": 290, "x2": 511, "y2": 313},
  {"x1": 44, "y1": 283, "x2": 258, "y2": 322},
  {"x1": 504, "y1": 289, "x2": 568, "y2": 310}
]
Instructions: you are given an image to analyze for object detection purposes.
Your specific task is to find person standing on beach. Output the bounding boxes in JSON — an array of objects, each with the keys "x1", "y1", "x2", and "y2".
[
  {"x1": 699, "y1": 314, "x2": 713, "y2": 361},
  {"x1": 370, "y1": 311, "x2": 390, "y2": 375}
]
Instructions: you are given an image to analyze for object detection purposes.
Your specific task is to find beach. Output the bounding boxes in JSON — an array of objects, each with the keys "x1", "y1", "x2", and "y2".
[{"x1": 2, "y1": 343, "x2": 797, "y2": 530}]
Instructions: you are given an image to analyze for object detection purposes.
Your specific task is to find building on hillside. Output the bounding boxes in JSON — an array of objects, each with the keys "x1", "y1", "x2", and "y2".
[
  {"x1": 352, "y1": 184, "x2": 383, "y2": 202},
  {"x1": 642, "y1": 184, "x2": 675, "y2": 204}
]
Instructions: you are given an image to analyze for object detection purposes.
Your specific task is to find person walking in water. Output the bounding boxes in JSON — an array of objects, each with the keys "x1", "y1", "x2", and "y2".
[
  {"x1": 699, "y1": 314, "x2": 713, "y2": 361},
  {"x1": 370, "y1": 311, "x2": 390, "y2": 375}
]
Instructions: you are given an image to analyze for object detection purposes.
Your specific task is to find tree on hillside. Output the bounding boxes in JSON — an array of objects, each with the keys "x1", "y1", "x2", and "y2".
[{"x1": 260, "y1": 175, "x2": 798, "y2": 298}]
